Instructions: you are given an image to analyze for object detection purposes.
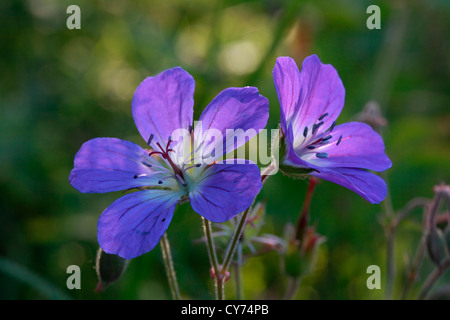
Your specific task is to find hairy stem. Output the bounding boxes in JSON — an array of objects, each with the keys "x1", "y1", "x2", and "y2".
[
  {"x1": 218, "y1": 165, "x2": 275, "y2": 296},
  {"x1": 160, "y1": 233, "x2": 181, "y2": 300},
  {"x1": 283, "y1": 277, "x2": 301, "y2": 300},
  {"x1": 202, "y1": 217, "x2": 223, "y2": 300},
  {"x1": 401, "y1": 235, "x2": 426, "y2": 300},
  {"x1": 234, "y1": 241, "x2": 244, "y2": 300},
  {"x1": 385, "y1": 197, "x2": 429, "y2": 299},
  {"x1": 417, "y1": 258, "x2": 450, "y2": 300}
]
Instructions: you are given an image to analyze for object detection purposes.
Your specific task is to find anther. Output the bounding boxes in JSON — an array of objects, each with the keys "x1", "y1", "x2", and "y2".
[
  {"x1": 336, "y1": 135, "x2": 343, "y2": 146},
  {"x1": 328, "y1": 121, "x2": 337, "y2": 132},
  {"x1": 184, "y1": 163, "x2": 202, "y2": 171},
  {"x1": 147, "y1": 134, "x2": 154, "y2": 146},
  {"x1": 312, "y1": 121, "x2": 324, "y2": 134},
  {"x1": 307, "y1": 145, "x2": 316, "y2": 150},
  {"x1": 133, "y1": 174, "x2": 138, "y2": 179},
  {"x1": 303, "y1": 126, "x2": 308, "y2": 138},
  {"x1": 141, "y1": 161, "x2": 152, "y2": 168},
  {"x1": 321, "y1": 135, "x2": 332, "y2": 142},
  {"x1": 316, "y1": 152, "x2": 329, "y2": 158},
  {"x1": 318, "y1": 113, "x2": 328, "y2": 121}
]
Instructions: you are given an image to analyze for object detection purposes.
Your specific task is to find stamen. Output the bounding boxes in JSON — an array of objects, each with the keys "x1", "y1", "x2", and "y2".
[
  {"x1": 307, "y1": 145, "x2": 316, "y2": 150},
  {"x1": 141, "y1": 161, "x2": 152, "y2": 168},
  {"x1": 328, "y1": 121, "x2": 337, "y2": 132},
  {"x1": 134, "y1": 173, "x2": 147, "y2": 179},
  {"x1": 316, "y1": 152, "x2": 328, "y2": 158},
  {"x1": 175, "y1": 173, "x2": 187, "y2": 187},
  {"x1": 147, "y1": 134, "x2": 154, "y2": 146},
  {"x1": 157, "y1": 175, "x2": 174, "y2": 185},
  {"x1": 303, "y1": 126, "x2": 308, "y2": 138},
  {"x1": 336, "y1": 135, "x2": 343, "y2": 146},
  {"x1": 133, "y1": 174, "x2": 138, "y2": 179},
  {"x1": 318, "y1": 113, "x2": 328, "y2": 121},
  {"x1": 183, "y1": 163, "x2": 201, "y2": 171},
  {"x1": 321, "y1": 135, "x2": 332, "y2": 142},
  {"x1": 312, "y1": 121, "x2": 324, "y2": 134}
]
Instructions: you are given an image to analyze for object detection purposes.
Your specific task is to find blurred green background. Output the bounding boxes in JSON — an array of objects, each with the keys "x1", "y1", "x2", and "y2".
[{"x1": 1, "y1": 0, "x2": 449, "y2": 300}]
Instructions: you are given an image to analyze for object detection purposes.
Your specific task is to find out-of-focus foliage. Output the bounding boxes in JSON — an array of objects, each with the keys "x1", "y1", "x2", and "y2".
[{"x1": 0, "y1": 0, "x2": 449, "y2": 299}]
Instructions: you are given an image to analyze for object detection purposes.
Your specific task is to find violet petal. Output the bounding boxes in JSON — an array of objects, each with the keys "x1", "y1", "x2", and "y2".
[
  {"x1": 189, "y1": 161, "x2": 262, "y2": 222},
  {"x1": 69, "y1": 138, "x2": 174, "y2": 193},
  {"x1": 132, "y1": 67, "x2": 195, "y2": 150},
  {"x1": 97, "y1": 189, "x2": 183, "y2": 259},
  {"x1": 195, "y1": 87, "x2": 269, "y2": 162},
  {"x1": 310, "y1": 167, "x2": 388, "y2": 204}
]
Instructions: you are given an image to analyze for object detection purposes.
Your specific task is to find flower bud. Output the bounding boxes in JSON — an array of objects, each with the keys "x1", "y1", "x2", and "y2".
[
  {"x1": 95, "y1": 247, "x2": 129, "y2": 292},
  {"x1": 444, "y1": 225, "x2": 450, "y2": 256},
  {"x1": 426, "y1": 229, "x2": 445, "y2": 266}
]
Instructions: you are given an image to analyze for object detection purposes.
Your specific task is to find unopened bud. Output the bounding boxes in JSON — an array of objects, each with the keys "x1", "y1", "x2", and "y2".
[
  {"x1": 444, "y1": 225, "x2": 450, "y2": 256},
  {"x1": 426, "y1": 229, "x2": 445, "y2": 266},
  {"x1": 95, "y1": 247, "x2": 129, "y2": 292}
]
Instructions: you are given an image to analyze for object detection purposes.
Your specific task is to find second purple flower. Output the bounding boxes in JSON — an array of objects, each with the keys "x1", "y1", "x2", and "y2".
[{"x1": 273, "y1": 55, "x2": 392, "y2": 204}]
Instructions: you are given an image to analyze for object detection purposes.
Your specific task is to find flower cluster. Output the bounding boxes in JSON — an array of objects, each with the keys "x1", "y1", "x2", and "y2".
[{"x1": 69, "y1": 55, "x2": 391, "y2": 263}]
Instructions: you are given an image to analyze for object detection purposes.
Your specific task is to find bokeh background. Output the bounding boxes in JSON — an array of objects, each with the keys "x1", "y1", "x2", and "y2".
[{"x1": 1, "y1": 0, "x2": 449, "y2": 300}]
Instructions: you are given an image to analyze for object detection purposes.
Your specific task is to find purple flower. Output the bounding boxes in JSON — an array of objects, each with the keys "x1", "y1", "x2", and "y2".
[
  {"x1": 70, "y1": 67, "x2": 269, "y2": 259},
  {"x1": 273, "y1": 55, "x2": 392, "y2": 204}
]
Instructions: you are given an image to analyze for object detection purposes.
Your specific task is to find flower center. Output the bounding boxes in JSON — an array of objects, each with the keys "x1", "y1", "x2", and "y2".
[
  {"x1": 148, "y1": 137, "x2": 201, "y2": 188},
  {"x1": 296, "y1": 113, "x2": 343, "y2": 160}
]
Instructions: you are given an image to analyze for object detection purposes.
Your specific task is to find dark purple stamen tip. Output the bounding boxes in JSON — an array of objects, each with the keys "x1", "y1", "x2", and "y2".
[
  {"x1": 133, "y1": 174, "x2": 138, "y2": 179},
  {"x1": 316, "y1": 152, "x2": 328, "y2": 158},
  {"x1": 328, "y1": 121, "x2": 337, "y2": 132},
  {"x1": 318, "y1": 113, "x2": 328, "y2": 121},
  {"x1": 322, "y1": 135, "x2": 332, "y2": 142},
  {"x1": 147, "y1": 134, "x2": 154, "y2": 146},
  {"x1": 336, "y1": 135, "x2": 343, "y2": 146},
  {"x1": 307, "y1": 145, "x2": 316, "y2": 150},
  {"x1": 158, "y1": 180, "x2": 163, "y2": 184},
  {"x1": 141, "y1": 161, "x2": 152, "y2": 168},
  {"x1": 303, "y1": 126, "x2": 308, "y2": 137},
  {"x1": 312, "y1": 121, "x2": 324, "y2": 134}
]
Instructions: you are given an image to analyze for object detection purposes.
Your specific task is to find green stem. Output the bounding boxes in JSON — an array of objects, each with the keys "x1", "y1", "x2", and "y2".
[
  {"x1": 160, "y1": 233, "x2": 181, "y2": 300},
  {"x1": 222, "y1": 206, "x2": 251, "y2": 276},
  {"x1": 385, "y1": 224, "x2": 396, "y2": 300},
  {"x1": 202, "y1": 217, "x2": 223, "y2": 300},
  {"x1": 234, "y1": 241, "x2": 244, "y2": 300},
  {"x1": 218, "y1": 166, "x2": 275, "y2": 296},
  {"x1": 401, "y1": 235, "x2": 426, "y2": 300},
  {"x1": 283, "y1": 277, "x2": 301, "y2": 300},
  {"x1": 417, "y1": 258, "x2": 450, "y2": 300},
  {"x1": 385, "y1": 197, "x2": 429, "y2": 300}
]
